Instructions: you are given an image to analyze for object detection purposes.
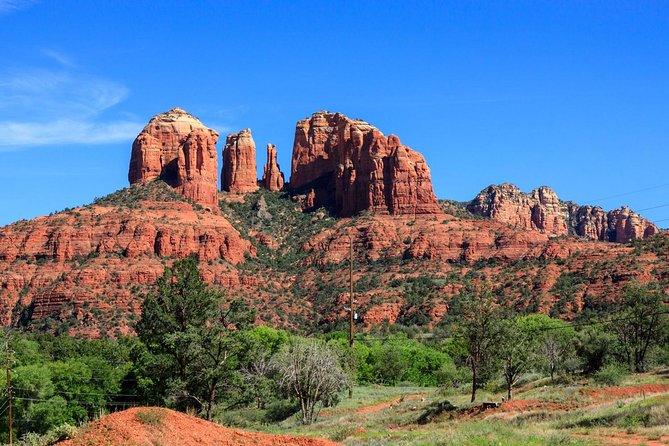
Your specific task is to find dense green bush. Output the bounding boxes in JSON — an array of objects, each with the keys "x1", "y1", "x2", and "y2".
[{"x1": 593, "y1": 364, "x2": 629, "y2": 386}]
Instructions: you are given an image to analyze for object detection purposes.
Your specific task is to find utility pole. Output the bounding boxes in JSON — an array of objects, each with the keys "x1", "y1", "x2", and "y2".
[
  {"x1": 6, "y1": 367, "x2": 11, "y2": 446},
  {"x1": 348, "y1": 234, "x2": 354, "y2": 399},
  {"x1": 4, "y1": 339, "x2": 11, "y2": 446}
]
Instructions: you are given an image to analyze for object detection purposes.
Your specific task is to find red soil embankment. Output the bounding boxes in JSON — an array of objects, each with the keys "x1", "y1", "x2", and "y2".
[{"x1": 58, "y1": 407, "x2": 340, "y2": 446}]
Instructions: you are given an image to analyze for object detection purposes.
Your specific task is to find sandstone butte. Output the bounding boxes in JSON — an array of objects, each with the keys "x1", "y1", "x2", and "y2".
[
  {"x1": 261, "y1": 143, "x2": 285, "y2": 191},
  {"x1": 467, "y1": 183, "x2": 659, "y2": 243},
  {"x1": 290, "y1": 111, "x2": 442, "y2": 216},
  {"x1": 0, "y1": 107, "x2": 666, "y2": 336},
  {"x1": 221, "y1": 129, "x2": 259, "y2": 193},
  {"x1": 128, "y1": 108, "x2": 220, "y2": 211}
]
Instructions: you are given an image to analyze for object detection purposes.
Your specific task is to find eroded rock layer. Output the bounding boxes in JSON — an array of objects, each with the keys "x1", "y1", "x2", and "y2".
[
  {"x1": 261, "y1": 144, "x2": 285, "y2": 191},
  {"x1": 128, "y1": 108, "x2": 219, "y2": 210},
  {"x1": 221, "y1": 129, "x2": 259, "y2": 193},
  {"x1": 290, "y1": 112, "x2": 441, "y2": 216},
  {"x1": 467, "y1": 183, "x2": 659, "y2": 243}
]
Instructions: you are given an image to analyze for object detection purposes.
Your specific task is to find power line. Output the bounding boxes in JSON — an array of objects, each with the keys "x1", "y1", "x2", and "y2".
[
  {"x1": 588, "y1": 183, "x2": 669, "y2": 204},
  {"x1": 12, "y1": 388, "x2": 136, "y2": 399},
  {"x1": 12, "y1": 397, "x2": 137, "y2": 407},
  {"x1": 637, "y1": 203, "x2": 669, "y2": 212}
]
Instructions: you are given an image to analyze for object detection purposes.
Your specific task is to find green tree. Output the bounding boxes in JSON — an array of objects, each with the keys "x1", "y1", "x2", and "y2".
[
  {"x1": 576, "y1": 323, "x2": 616, "y2": 374},
  {"x1": 137, "y1": 258, "x2": 253, "y2": 419},
  {"x1": 610, "y1": 282, "x2": 668, "y2": 372},
  {"x1": 499, "y1": 317, "x2": 532, "y2": 400},
  {"x1": 452, "y1": 287, "x2": 505, "y2": 402},
  {"x1": 377, "y1": 345, "x2": 408, "y2": 385},
  {"x1": 516, "y1": 314, "x2": 576, "y2": 383}
]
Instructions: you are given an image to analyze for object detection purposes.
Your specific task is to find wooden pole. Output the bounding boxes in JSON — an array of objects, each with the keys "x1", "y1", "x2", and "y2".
[
  {"x1": 7, "y1": 363, "x2": 11, "y2": 446},
  {"x1": 348, "y1": 235, "x2": 354, "y2": 399}
]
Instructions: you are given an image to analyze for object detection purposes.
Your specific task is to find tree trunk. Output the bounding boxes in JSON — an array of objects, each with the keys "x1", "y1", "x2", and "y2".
[
  {"x1": 507, "y1": 381, "x2": 512, "y2": 401},
  {"x1": 206, "y1": 385, "x2": 216, "y2": 420},
  {"x1": 470, "y1": 368, "x2": 477, "y2": 403}
]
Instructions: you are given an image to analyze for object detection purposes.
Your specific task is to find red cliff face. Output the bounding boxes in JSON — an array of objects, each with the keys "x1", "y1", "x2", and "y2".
[
  {"x1": 289, "y1": 112, "x2": 441, "y2": 216},
  {"x1": 221, "y1": 129, "x2": 259, "y2": 193},
  {"x1": 607, "y1": 206, "x2": 660, "y2": 243},
  {"x1": 467, "y1": 183, "x2": 659, "y2": 243},
  {"x1": 128, "y1": 108, "x2": 219, "y2": 210},
  {"x1": 261, "y1": 144, "x2": 285, "y2": 191}
]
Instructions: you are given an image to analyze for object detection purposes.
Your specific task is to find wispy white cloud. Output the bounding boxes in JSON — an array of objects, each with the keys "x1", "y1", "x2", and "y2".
[
  {"x1": 0, "y1": 120, "x2": 143, "y2": 147},
  {"x1": 41, "y1": 48, "x2": 75, "y2": 67},
  {"x1": 0, "y1": 53, "x2": 144, "y2": 149},
  {"x1": 0, "y1": 0, "x2": 36, "y2": 15}
]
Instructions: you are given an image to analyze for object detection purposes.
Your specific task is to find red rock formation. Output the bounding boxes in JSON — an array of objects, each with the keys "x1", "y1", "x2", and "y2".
[
  {"x1": 0, "y1": 202, "x2": 252, "y2": 265},
  {"x1": 221, "y1": 129, "x2": 259, "y2": 193},
  {"x1": 128, "y1": 108, "x2": 219, "y2": 210},
  {"x1": 467, "y1": 183, "x2": 658, "y2": 243},
  {"x1": 290, "y1": 112, "x2": 441, "y2": 216},
  {"x1": 467, "y1": 184, "x2": 568, "y2": 235},
  {"x1": 261, "y1": 144, "x2": 285, "y2": 191},
  {"x1": 607, "y1": 206, "x2": 660, "y2": 243}
]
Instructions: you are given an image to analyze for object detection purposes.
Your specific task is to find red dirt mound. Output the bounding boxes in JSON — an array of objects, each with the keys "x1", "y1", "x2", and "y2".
[{"x1": 58, "y1": 407, "x2": 340, "y2": 446}]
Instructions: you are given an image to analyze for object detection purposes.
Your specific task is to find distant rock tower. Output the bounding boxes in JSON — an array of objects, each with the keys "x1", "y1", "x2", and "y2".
[
  {"x1": 221, "y1": 129, "x2": 259, "y2": 193},
  {"x1": 128, "y1": 107, "x2": 219, "y2": 210},
  {"x1": 261, "y1": 144, "x2": 285, "y2": 191}
]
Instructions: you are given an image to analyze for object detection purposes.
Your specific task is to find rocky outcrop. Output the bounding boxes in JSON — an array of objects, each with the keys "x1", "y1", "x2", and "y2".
[
  {"x1": 467, "y1": 183, "x2": 659, "y2": 243},
  {"x1": 261, "y1": 144, "x2": 285, "y2": 191},
  {"x1": 221, "y1": 129, "x2": 259, "y2": 193},
  {"x1": 606, "y1": 206, "x2": 660, "y2": 243},
  {"x1": 0, "y1": 202, "x2": 253, "y2": 265},
  {"x1": 290, "y1": 112, "x2": 441, "y2": 216},
  {"x1": 128, "y1": 108, "x2": 219, "y2": 210}
]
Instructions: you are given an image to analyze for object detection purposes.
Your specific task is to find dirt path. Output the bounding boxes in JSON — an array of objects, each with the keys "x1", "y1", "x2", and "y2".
[
  {"x1": 320, "y1": 393, "x2": 425, "y2": 417},
  {"x1": 573, "y1": 432, "x2": 669, "y2": 445},
  {"x1": 587, "y1": 383, "x2": 669, "y2": 400},
  {"x1": 355, "y1": 394, "x2": 424, "y2": 415}
]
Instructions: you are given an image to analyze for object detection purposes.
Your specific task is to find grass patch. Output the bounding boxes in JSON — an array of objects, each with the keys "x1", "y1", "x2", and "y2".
[{"x1": 135, "y1": 408, "x2": 167, "y2": 427}]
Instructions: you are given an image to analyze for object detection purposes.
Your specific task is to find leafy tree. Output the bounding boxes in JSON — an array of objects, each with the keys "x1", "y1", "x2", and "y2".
[
  {"x1": 272, "y1": 339, "x2": 350, "y2": 424},
  {"x1": 137, "y1": 258, "x2": 253, "y2": 419},
  {"x1": 377, "y1": 345, "x2": 408, "y2": 385},
  {"x1": 610, "y1": 282, "x2": 668, "y2": 372},
  {"x1": 137, "y1": 258, "x2": 217, "y2": 382},
  {"x1": 575, "y1": 323, "x2": 617, "y2": 374},
  {"x1": 191, "y1": 298, "x2": 254, "y2": 419},
  {"x1": 499, "y1": 317, "x2": 533, "y2": 400},
  {"x1": 240, "y1": 327, "x2": 290, "y2": 409},
  {"x1": 451, "y1": 287, "x2": 505, "y2": 402},
  {"x1": 515, "y1": 314, "x2": 576, "y2": 383}
]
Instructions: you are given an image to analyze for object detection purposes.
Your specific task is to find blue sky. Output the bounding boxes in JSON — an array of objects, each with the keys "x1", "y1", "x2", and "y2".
[{"x1": 1, "y1": 1, "x2": 668, "y2": 227}]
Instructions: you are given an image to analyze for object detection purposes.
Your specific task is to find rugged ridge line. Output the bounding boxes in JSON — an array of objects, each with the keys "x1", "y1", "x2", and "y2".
[{"x1": 467, "y1": 183, "x2": 659, "y2": 243}]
